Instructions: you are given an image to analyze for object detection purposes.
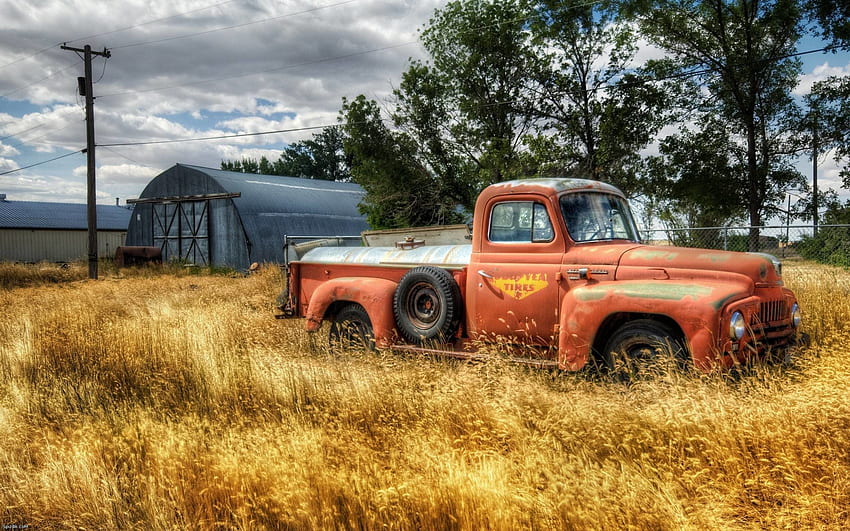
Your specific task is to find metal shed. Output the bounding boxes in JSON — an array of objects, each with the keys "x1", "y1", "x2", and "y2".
[
  {"x1": 125, "y1": 164, "x2": 368, "y2": 270},
  {"x1": 0, "y1": 196, "x2": 131, "y2": 262}
]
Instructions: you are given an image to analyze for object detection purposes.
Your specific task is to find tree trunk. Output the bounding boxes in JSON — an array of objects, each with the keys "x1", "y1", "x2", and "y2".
[{"x1": 746, "y1": 120, "x2": 761, "y2": 252}]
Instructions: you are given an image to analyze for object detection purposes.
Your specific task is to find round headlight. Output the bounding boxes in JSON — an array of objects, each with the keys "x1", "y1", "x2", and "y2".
[
  {"x1": 791, "y1": 303, "x2": 802, "y2": 328},
  {"x1": 730, "y1": 311, "x2": 746, "y2": 340}
]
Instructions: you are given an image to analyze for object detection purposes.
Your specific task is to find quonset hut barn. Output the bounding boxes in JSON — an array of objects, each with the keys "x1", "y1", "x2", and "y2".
[{"x1": 125, "y1": 164, "x2": 368, "y2": 270}]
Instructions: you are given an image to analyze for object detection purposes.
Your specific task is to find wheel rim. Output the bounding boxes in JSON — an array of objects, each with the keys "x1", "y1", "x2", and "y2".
[
  {"x1": 405, "y1": 281, "x2": 441, "y2": 330},
  {"x1": 626, "y1": 343, "x2": 662, "y2": 361}
]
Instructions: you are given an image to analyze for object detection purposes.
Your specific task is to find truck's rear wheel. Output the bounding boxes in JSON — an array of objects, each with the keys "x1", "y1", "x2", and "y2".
[
  {"x1": 393, "y1": 266, "x2": 462, "y2": 345},
  {"x1": 602, "y1": 319, "x2": 687, "y2": 378},
  {"x1": 329, "y1": 304, "x2": 375, "y2": 351}
]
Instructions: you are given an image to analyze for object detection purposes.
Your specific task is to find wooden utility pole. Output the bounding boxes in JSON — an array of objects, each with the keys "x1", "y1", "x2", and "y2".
[
  {"x1": 61, "y1": 43, "x2": 111, "y2": 279},
  {"x1": 812, "y1": 112, "x2": 819, "y2": 236}
]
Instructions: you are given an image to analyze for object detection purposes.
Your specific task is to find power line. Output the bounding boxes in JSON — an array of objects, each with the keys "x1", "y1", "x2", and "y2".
[
  {"x1": 0, "y1": 149, "x2": 83, "y2": 176},
  {"x1": 0, "y1": 122, "x2": 46, "y2": 142},
  {"x1": 1, "y1": 59, "x2": 82, "y2": 99},
  {"x1": 65, "y1": 0, "x2": 239, "y2": 45},
  {"x1": 0, "y1": 43, "x2": 63, "y2": 72},
  {"x1": 100, "y1": 145, "x2": 151, "y2": 167},
  {"x1": 0, "y1": 108, "x2": 79, "y2": 145},
  {"x1": 95, "y1": 45, "x2": 839, "y2": 148},
  {"x1": 110, "y1": 0, "x2": 361, "y2": 50},
  {"x1": 0, "y1": 0, "x2": 238, "y2": 73},
  {"x1": 98, "y1": 40, "x2": 418, "y2": 99},
  {"x1": 97, "y1": 0, "x2": 605, "y2": 99},
  {"x1": 97, "y1": 123, "x2": 343, "y2": 147}
]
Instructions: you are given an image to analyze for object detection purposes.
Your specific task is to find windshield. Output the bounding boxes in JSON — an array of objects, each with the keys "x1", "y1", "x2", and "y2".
[{"x1": 560, "y1": 192, "x2": 640, "y2": 243}]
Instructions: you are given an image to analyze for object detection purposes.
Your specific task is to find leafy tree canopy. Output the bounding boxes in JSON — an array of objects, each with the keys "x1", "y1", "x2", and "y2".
[
  {"x1": 220, "y1": 126, "x2": 351, "y2": 181},
  {"x1": 341, "y1": 95, "x2": 467, "y2": 229}
]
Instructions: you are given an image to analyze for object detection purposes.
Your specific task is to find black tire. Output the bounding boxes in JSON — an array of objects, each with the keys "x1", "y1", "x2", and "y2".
[
  {"x1": 602, "y1": 319, "x2": 688, "y2": 378},
  {"x1": 393, "y1": 266, "x2": 462, "y2": 345},
  {"x1": 328, "y1": 304, "x2": 375, "y2": 351}
]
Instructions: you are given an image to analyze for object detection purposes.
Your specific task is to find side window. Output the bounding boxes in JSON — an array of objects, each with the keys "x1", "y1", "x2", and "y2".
[{"x1": 489, "y1": 201, "x2": 554, "y2": 243}]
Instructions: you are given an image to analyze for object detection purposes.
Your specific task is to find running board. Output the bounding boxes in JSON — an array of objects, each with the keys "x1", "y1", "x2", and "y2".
[{"x1": 390, "y1": 344, "x2": 561, "y2": 370}]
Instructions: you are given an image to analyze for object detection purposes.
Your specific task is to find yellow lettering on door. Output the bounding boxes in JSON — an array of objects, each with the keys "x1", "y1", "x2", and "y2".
[{"x1": 492, "y1": 274, "x2": 549, "y2": 300}]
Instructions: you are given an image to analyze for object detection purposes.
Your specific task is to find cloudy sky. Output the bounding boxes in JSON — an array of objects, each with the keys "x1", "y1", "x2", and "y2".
[
  {"x1": 0, "y1": 0, "x2": 446, "y2": 204},
  {"x1": 0, "y1": 0, "x2": 848, "y2": 207}
]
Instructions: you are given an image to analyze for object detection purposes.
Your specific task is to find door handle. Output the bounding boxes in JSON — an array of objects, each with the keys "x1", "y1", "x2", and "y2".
[{"x1": 477, "y1": 270, "x2": 494, "y2": 279}]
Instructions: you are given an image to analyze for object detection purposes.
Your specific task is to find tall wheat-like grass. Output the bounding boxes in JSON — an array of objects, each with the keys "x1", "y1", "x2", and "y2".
[{"x1": 1, "y1": 263, "x2": 849, "y2": 529}]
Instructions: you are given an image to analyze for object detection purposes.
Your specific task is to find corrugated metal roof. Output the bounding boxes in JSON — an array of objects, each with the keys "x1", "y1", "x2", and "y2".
[
  {"x1": 0, "y1": 200, "x2": 132, "y2": 230},
  {"x1": 126, "y1": 164, "x2": 369, "y2": 269},
  {"x1": 179, "y1": 164, "x2": 368, "y2": 236}
]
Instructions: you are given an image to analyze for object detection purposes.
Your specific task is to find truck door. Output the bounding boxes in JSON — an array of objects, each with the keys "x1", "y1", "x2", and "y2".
[{"x1": 467, "y1": 198, "x2": 566, "y2": 347}]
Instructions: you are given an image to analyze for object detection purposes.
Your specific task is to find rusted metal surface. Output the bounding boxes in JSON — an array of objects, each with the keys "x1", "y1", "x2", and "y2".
[
  {"x1": 283, "y1": 178, "x2": 802, "y2": 373},
  {"x1": 114, "y1": 246, "x2": 162, "y2": 267},
  {"x1": 485, "y1": 177, "x2": 624, "y2": 195}
]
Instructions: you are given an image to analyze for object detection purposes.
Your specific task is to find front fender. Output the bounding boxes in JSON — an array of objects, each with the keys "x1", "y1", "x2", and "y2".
[
  {"x1": 557, "y1": 280, "x2": 750, "y2": 371},
  {"x1": 305, "y1": 277, "x2": 398, "y2": 346}
]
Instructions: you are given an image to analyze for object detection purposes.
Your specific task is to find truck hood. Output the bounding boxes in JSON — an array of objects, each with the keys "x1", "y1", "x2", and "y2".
[{"x1": 615, "y1": 245, "x2": 783, "y2": 285}]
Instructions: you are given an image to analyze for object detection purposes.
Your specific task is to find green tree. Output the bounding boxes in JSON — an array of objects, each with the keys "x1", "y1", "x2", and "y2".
[
  {"x1": 221, "y1": 157, "x2": 263, "y2": 173},
  {"x1": 806, "y1": 0, "x2": 850, "y2": 45},
  {"x1": 526, "y1": 0, "x2": 673, "y2": 195},
  {"x1": 342, "y1": 0, "x2": 541, "y2": 225},
  {"x1": 275, "y1": 126, "x2": 352, "y2": 181},
  {"x1": 393, "y1": 62, "x2": 478, "y2": 210},
  {"x1": 809, "y1": 76, "x2": 850, "y2": 188},
  {"x1": 632, "y1": 0, "x2": 807, "y2": 250},
  {"x1": 797, "y1": 196, "x2": 850, "y2": 267},
  {"x1": 340, "y1": 95, "x2": 466, "y2": 229},
  {"x1": 650, "y1": 117, "x2": 748, "y2": 228},
  {"x1": 221, "y1": 127, "x2": 351, "y2": 180},
  {"x1": 413, "y1": 0, "x2": 537, "y2": 187}
]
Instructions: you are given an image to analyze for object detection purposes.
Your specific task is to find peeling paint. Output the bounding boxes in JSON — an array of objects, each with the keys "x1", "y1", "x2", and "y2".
[
  {"x1": 618, "y1": 283, "x2": 713, "y2": 300},
  {"x1": 574, "y1": 290, "x2": 607, "y2": 302},
  {"x1": 628, "y1": 249, "x2": 679, "y2": 261},
  {"x1": 695, "y1": 252, "x2": 732, "y2": 263},
  {"x1": 579, "y1": 282, "x2": 714, "y2": 301},
  {"x1": 711, "y1": 292, "x2": 741, "y2": 311}
]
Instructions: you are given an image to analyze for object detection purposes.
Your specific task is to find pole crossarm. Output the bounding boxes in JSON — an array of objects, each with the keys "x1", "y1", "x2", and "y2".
[{"x1": 60, "y1": 44, "x2": 111, "y2": 58}]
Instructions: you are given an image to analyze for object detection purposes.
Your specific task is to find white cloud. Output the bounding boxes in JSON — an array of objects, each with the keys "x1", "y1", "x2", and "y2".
[
  {"x1": 795, "y1": 62, "x2": 850, "y2": 95},
  {"x1": 0, "y1": 143, "x2": 20, "y2": 157},
  {"x1": 0, "y1": 0, "x2": 444, "y2": 204},
  {"x1": 629, "y1": 36, "x2": 668, "y2": 68},
  {"x1": 0, "y1": 156, "x2": 17, "y2": 171},
  {"x1": 216, "y1": 146, "x2": 284, "y2": 162},
  {"x1": 3, "y1": 0, "x2": 845, "y2": 207},
  {"x1": 101, "y1": 164, "x2": 153, "y2": 183},
  {"x1": 0, "y1": 172, "x2": 88, "y2": 202}
]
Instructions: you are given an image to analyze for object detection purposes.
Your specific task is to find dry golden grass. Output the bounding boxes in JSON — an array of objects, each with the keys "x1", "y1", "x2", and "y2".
[{"x1": 1, "y1": 262, "x2": 849, "y2": 530}]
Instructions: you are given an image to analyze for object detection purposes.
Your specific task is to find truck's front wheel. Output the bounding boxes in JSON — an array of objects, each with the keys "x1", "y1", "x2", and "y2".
[
  {"x1": 602, "y1": 319, "x2": 687, "y2": 378},
  {"x1": 329, "y1": 304, "x2": 375, "y2": 351}
]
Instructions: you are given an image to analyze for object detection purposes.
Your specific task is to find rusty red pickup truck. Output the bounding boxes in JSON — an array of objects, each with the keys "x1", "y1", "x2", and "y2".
[{"x1": 279, "y1": 178, "x2": 804, "y2": 373}]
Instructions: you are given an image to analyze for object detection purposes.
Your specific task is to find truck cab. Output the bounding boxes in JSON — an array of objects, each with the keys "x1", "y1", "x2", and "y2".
[{"x1": 281, "y1": 178, "x2": 803, "y2": 373}]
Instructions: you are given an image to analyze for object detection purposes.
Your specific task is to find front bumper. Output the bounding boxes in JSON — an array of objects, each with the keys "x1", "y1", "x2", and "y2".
[{"x1": 718, "y1": 287, "x2": 801, "y2": 365}]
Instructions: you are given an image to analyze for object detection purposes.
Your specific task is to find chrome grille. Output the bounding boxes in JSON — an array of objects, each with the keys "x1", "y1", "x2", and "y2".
[{"x1": 758, "y1": 299, "x2": 788, "y2": 324}]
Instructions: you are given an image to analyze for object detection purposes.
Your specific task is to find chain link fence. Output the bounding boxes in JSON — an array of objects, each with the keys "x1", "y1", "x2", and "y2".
[{"x1": 641, "y1": 225, "x2": 850, "y2": 267}]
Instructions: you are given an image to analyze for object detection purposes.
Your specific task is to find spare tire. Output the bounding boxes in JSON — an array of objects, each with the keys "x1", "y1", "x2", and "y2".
[{"x1": 393, "y1": 266, "x2": 462, "y2": 345}]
